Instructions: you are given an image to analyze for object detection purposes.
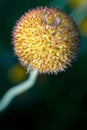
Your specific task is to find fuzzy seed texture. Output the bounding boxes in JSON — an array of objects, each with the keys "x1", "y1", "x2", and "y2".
[{"x1": 12, "y1": 7, "x2": 80, "y2": 74}]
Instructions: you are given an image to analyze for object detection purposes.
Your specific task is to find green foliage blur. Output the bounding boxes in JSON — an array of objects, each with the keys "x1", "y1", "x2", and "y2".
[{"x1": 0, "y1": 0, "x2": 87, "y2": 130}]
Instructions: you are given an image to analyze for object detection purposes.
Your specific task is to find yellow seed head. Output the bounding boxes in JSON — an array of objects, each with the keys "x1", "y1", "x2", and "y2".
[{"x1": 12, "y1": 7, "x2": 80, "y2": 74}]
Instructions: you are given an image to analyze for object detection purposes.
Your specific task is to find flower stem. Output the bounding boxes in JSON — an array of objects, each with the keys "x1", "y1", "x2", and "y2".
[
  {"x1": 0, "y1": 69, "x2": 38, "y2": 112},
  {"x1": 71, "y1": 0, "x2": 87, "y2": 24}
]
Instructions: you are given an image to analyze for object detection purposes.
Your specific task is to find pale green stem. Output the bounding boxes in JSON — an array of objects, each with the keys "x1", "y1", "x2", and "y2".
[
  {"x1": 0, "y1": 69, "x2": 38, "y2": 112},
  {"x1": 71, "y1": 0, "x2": 87, "y2": 24}
]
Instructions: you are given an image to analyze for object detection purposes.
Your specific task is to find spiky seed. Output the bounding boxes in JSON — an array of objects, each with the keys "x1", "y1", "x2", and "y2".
[{"x1": 12, "y1": 7, "x2": 80, "y2": 74}]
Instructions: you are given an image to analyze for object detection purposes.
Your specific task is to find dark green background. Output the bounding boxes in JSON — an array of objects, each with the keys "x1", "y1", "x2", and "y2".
[{"x1": 0, "y1": 0, "x2": 87, "y2": 130}]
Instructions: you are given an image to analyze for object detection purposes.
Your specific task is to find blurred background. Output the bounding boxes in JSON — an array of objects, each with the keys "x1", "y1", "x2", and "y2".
[{"x1": 0, "y1": 0, "x2": 87, "y2": 129}]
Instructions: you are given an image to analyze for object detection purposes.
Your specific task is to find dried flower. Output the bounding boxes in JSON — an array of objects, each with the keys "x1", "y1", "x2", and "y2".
[{"x1": 12, "y1": 7, "x2": 80, "y2": 74}]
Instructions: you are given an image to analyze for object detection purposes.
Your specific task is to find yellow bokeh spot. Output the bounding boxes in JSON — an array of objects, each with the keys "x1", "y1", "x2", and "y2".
[
  {"x1": 80, "y1": 18, "x2": 87, "y2": 36},
  {"x1": 68, "y1": 0, "x2": 84, "y2": 9},
  {"x1": 8, "y1": 64, "x2": 27, "y2": 83}
]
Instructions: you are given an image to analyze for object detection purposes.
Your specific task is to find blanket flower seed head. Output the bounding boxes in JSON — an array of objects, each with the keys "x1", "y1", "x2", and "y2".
[{"x1": 12, "y1": 7, "x2": 80, "y2": 74}]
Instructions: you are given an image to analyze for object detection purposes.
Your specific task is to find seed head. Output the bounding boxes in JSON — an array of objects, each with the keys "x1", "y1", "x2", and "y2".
[{"x1": 12, "y1": 7, "x2": 80, "y2": 74}]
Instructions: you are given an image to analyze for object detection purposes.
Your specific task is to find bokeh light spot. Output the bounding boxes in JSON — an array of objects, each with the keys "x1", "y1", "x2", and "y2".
[
  {"x1": 79, "y1": 18, "x2": 87, "y2": 36},
  {"x1": 68, "y1": 0, "x2": 84, "y2": 9},
  {"x1": 7, "y1": 64, "x2": 27, "y2": 83}
]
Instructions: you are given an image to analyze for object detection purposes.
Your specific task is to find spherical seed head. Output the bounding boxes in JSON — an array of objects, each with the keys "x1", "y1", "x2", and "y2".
[{"x1": 12, "y1": 7, "x2": 80, "y2": 74}]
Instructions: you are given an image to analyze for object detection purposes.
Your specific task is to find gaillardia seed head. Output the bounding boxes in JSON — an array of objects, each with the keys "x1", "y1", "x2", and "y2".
[{"x1": 12, "y1": 7, "x2": 80, "y2": 74}]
